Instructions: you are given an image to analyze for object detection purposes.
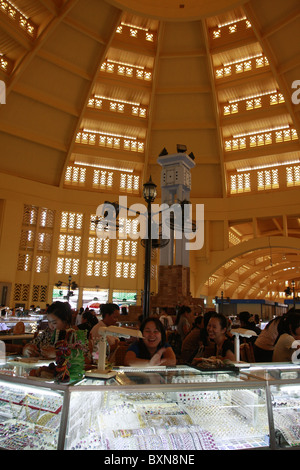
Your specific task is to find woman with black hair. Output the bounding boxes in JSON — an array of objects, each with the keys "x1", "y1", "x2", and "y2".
[
  {"x1": 77, "y1": 310, "x2": 99, "y2": 337},
  {"x1": 175, "y1": 305, "x2": 193, "y2": 341},
  {"x1": 23, "y1": 301, "x2": 72, "y2": 358},
  {"x1": 273, "y1": 310, "x2": 300, "y2": 362},
  {"x1": 181, "y1": 311, "x2": 215, "y2": 363},
  {"x1": 193, "y1": 313, "x2": 235, "y2": 362},
  {"x1": 124, "y1": 316, "x2": 176, "y2": 367}
]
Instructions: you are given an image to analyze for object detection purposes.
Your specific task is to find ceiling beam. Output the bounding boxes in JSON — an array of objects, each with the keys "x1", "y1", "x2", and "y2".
[{"x1": 6, "y1": 0, "x2": 81, "y2": 94}]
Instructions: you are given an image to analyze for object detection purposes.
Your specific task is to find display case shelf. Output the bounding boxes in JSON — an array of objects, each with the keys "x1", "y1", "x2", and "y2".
[{"x1": 0, "y1": 363, "x2": 300, "y2": 450}]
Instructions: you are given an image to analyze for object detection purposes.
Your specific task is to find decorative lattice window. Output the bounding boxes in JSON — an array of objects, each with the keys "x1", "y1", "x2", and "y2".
[
  {"x1": 246, "y1": 97, "x2": 262, "y2": 110},
  {"x1": 36, "y1": 232, "x2": 52, "y2": 252},
  {"x1": 56, "y1": 257, "x2": 80, "y2": 275},
  {"x1": 224, "y1": 137, "x2": 246, "y2": 151},
  {"x1": 13, "y1": 283, "x2": 30, "y2": 301},
  {"x1": 223, "y1": 103, "x2": 238, "y2": 115},
  {"x1": 0, "y1": 53, "x2": 11, "y2": 73},
  {"x1": 23, "y1": 205, "x2": 38, "y2": 225},
  {"x1": 275, "y1": 128, "x2": 298, "y2": 143},
  {"x1": 60, "y1": 212, "x2": 83, "y2": 231},
  {"x1": 132, "y1": 105, "x2": 147, "y2": 118},
  {"x1": 88, "y1": 237, "x2": 109, "y2": 255},
  {"x1": 115, "y1": 261, "x2": 136, "y2": 279},
  {"x1": 109, "y1": 101, "x2": 125, "y2": 113},
  {"x1": 65, "y1": 166, "x2": 86, "y2": 185},
  {"x1": 58, "y1": 234, "x2": 81, "y2": 253},
  {"x1": 86, "y1": 260, "x2": 109, "y2": 277},
  {"x1": 87, "y1": 97, "x2": 102, "y2": 108},
  {"x1": 286, "y1": 165, "x2": 300, "y2": 187},
  {"x1": 116, "y1": 22, "x2": 155, "y2": 43},
  {"x1": 19, "y1": 229, "x2": 35, "y2": 249},
  {"x1": 0, "y1": 0, "x2": 36, "y2": 37},
  {"x1": 120, "y1": 173, "x2": 140, "y2": 192},
  {"x1": 270, "y1": 92, "x2": 285, "y2": 105},
  {"x1": 230, "y1": 173, "x2": 251, "y2": 194},
  {"x1": 38, "y1": 208, "x2": 54, "y2": 228},
  {"x1": 32, "y1": 285, "x2": 48, "y2": 302},
  {"x1": 118, "y1": 218, "x2": 139, "y2": 237},
  {"x1": 257, "y1": 169, "x2": 279, "y2": 191},
  {"x1": 116, "y1": 240, "x2": 137, "y2": 257},
  {"x1": 101, "y1": 60, "x2": 152, "y2": 82},
  {"x1": 216, "y1": 54, "x2": 269, "y2": 80},
  {"x1": 19, "y1": 205, "x2": 55, "y2": 275},
  {"x1": 35, "y1": 256, "x2": 50, "y2": 273},
  {"x1": 88, "y1": 94, "x2": 147, "y2": 119},
  {"x1": 92, "y1": 170, "x2": 113, "y2": 189},
  {"x1": 76, "y1": 130, "x2": 144, "y2": 154},
  {"x1": 17, "y1": 253, "x2": 33, "y2": 271}
]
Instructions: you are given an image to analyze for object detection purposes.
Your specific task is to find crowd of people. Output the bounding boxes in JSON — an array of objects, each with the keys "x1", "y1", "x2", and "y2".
[{"x1": 20, "y1": 301, "x2": 300, "y2": 367}]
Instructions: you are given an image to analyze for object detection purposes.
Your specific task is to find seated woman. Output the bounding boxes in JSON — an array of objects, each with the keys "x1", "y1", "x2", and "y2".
[
  {"x1": 193, "y1": 313, "x2": 235, "y2": 363},
  {"x1": 273, "y1": 310, "x2": 300, "y2": 362},
  {"x1": 181, "y1": 311, "x2": 215, "y2": 363},
  {"x1": 124, "y1": 316, "x2": 176, "y2": 367},
  {"x1": 180, "y1": 316, "x2": 203, "y2": 363},
  {"x1": 22, "y1": 301, "x2": 73, "y2": 358},
  {"x1": 175, "y1": 306, "x2": 193, "y2": 341},
  {"x1": 76, "y1": 310, "x2": 99, "y2": 337}
]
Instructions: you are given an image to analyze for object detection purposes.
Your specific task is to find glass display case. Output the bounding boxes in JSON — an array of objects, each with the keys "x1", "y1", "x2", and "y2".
[
  {"x1": 0, "y1": 378, "x2": 65, "y2": 450},
  {"x1": 0, "y1": 316, "x2": 43, "y2": 334},
  {"x1": 241, "y1": 362, "x2": 300, "y2": 449},
  {"x1": 0, "y1": 362, "x2": 300, "y2": 450},
  {"x1": 66, "y1": 367, "x2": 269, "y2": 451}
]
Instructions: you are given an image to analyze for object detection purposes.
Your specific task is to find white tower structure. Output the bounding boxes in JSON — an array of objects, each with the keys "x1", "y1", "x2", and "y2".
[{"x1": 157, "y1": 151, "x2": 195, "y2": 267}]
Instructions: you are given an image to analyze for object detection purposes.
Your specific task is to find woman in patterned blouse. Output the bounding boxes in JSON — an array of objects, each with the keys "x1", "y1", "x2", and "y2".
[{"x1": 22, "y1": 301, "x2": 72, "y2": 358}]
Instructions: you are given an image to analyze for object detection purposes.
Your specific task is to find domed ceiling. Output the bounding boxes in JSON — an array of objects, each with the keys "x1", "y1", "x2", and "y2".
[{"x1": 0, "y1": 0, "x2": 300, "y2": 301}]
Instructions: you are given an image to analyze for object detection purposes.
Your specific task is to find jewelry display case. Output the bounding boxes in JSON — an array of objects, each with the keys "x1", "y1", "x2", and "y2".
[
  {"x1": 0, "y1": 316, "x2": 43, "y2": 334},
  {"x1": 0, "y1": 362, "x2": 300, "y2": 450},
  {"x1": 0, "y1": 375, "x2": 65, "y2": 450},
  {"x1": 241, "y1": 362, "x2": 300, "y2": 449}
]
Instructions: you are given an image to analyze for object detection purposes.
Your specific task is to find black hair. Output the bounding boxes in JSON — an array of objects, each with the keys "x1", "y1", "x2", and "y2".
[
  {"x1": 239, "y1": 311, "x2": 251, "y2": 323},
  {"x1": 100, "y1": 303, "x2": 120, "y2": 317},
  {"x1": 140, "y1": 316, "x2": 166, "y2": 346},
  {"x1": 193, "y1": 316, "x2": 203, "y2": 328},
  {"x1": 47, "y1": 301, "x2": 72, "y2": 326},
  {"x1": 203, "y1": 310, "x2": 215, "y2": 327},
  {"x1": 208, "y1": 312, "x2": 228, "y2": 331},
  {"x1": 175, "y1": 305, "x2": 191, "y2": 325},
  {"x1": 82, "y1": 310, "x2": 99, "y2": 327},
  {"x1": 134, "y1": 316, "x2": 166, "y2": 360},
  {"x1": 277, "y1": 310, "x2": 300, "y2": 338}
]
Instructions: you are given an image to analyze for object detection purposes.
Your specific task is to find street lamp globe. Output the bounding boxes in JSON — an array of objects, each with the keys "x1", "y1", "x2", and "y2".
[{"x1": 143, "y1": 175, "x2": 157, "y2": 203}]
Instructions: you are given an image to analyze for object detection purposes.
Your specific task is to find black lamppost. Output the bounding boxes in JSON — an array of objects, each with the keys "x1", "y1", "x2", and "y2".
[
  {"x1": 292, "y1": 280, "x2": 296, "y2": 309},
  {"x1": 142, "y1": 176, "x2": 157, "y2": 318},
  {"x1": 92, "y1": 175, "x2": 193, "y2": 318},
  {"x1": 55, "y1": 275, "x2": 78, "y2": 302},
  {"x1": 215, "y1": 291, "x2": 230, "y2": 314}
]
